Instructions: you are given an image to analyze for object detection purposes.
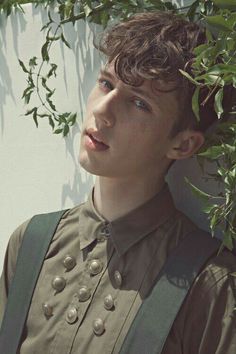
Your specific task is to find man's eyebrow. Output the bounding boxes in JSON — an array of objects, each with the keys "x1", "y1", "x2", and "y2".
[
  {"x1": 99, "y1": 68, "x2": 157, "y2": 102},
  {"x1": 130, "y1": 86, "x2": 156, "y2": 101},
  {"x1": 99, "y1": 68, "x2": 115, "y2": 80}
]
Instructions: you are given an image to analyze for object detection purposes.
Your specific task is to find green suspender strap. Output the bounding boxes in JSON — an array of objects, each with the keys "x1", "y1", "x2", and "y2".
[
  {"x1": 119, "y1": 230, "x2": 220, "y2": 354},
  {"x1": 0, "y1": 209, "x2": 68, "y2": 354}
]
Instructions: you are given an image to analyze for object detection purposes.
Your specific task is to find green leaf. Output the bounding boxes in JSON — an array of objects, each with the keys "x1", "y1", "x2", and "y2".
[
  {"x1": 48, "y1": 116, "x2": 55, "y2": 129},
  {"x1": 41, "y1": 41, "x2": 50, "y2": 61},
  {"x1": 61, "y1": 33, "x2": 71, "y2": 49},
  {"x1": 29, "y1": 56, "x2": 37, "y2": 68},
  {"x1": 179, "y1": 69, "x2": 202, "y2": 86},
  {"x1": 47, "y1": 35, "x2": 61, "y2": 41},
  {"x1": 207, "y1": 64, "x2": 236, "y2": 75},
  {"x1": 193, "y1": 43, "x2": 209, "y2": 56},
  {"x1": 37, "y1": 113, "x2": 51, "y2": 118},
  {"x1": 42, "y1": 77, "x2": 52, "y2": 92},
  {"x1": 63, "y1": 124, "x2": 69, "y2": 136},
  {"x1": 46, "y1": 90, "x2": 55, "y2": 100},
  {"x1": 214, "y1": 87, "x2": 224, "y2": 119},
  {"x1": 24, "y1": 107, "x2": 37, "y2": 116},
  {"x1": 185, "y1": 178, "x2": 213, "y2": 202},
  {"x1": 187, "y1": 0, "x2": 199, "y2": 21},
  {"x1": 48, "y1": 10, "x2": 54, "y2": 24},
  {"x1": 202, "y1": 203, "x2": 219, "y2": 214},
  {"x1": 192, "y1": 86, "x2": 200, "y2": 122},
  {"x1": 205, "y1": 14, "x2": 236, "y2": 32},
  {"x1": 22, "y1": 86, "x2": 33, "y2": 99},
  {"x1": 24, "y1": 90, "x2": 34, "y2": 104},
  {"x1": 213, "y1": 0, "x2": 236, "y2": 11},
  {"x1": 47, "y1": 98, "x2": 56, "y2": 111},
  {"x1": 198, "y1": 146, "x2": 224, "y2": 159},
  {"x1": 84, "y1": 4, "x2": 92, "y2": 17},
  {"x1": 18, "y1": 59, "x2": 29, "y2": 74},
  {"x1": 33, "y1": 108, "x2": 38, "y2": 128},
  {"x1": 54, "y1": 128, "x2": 63, "y2": 134},
  {"x1": 41, "y1": 23, "x2": 50, "y2": 31},
  {"x1": 210, "y1": 213, "x2": 219, "y2": 232},
  {"x1": 47, "y1": 63, "x2": 57, "y2": 78},
  {"x1": 68, "y1": 113, "x2": 77, "y2": 125}
]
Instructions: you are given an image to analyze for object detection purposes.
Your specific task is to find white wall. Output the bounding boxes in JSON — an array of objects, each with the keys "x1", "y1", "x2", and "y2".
[
  {"x1": 0, "y1": 5, "x2": 99, "y2": 269},
  {"x1": 0, "y1": 2, "x2": 215, "y2": 270}
]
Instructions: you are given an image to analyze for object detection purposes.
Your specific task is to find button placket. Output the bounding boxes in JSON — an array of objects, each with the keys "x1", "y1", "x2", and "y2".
[{"x1": 74, "y1": 235, "x2": 112, "y2": 331}]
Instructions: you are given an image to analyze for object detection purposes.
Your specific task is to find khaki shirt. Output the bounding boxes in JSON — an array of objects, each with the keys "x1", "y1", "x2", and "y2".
[{"x1": 0, "y1": 186, "x2": 236, "y2": 354}]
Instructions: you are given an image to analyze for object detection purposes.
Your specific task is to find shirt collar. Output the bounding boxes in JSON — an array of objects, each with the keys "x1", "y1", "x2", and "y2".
[{"x1": 78, "y1": 184, "x2": 176, "y2": 256}]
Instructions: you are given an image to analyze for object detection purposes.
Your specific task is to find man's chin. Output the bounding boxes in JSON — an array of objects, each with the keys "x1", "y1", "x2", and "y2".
[{"x1": 79, "y1": 156, "x2": 101, "y2": 176}]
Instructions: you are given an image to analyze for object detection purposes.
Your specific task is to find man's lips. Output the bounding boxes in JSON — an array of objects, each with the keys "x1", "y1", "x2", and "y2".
[{"x1": 85, "y1": 130, "x2": 109, "y2": 151}]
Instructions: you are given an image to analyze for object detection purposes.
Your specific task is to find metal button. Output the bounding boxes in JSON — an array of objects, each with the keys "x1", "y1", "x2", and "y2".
[
  {"x1": 42, "y1": 303, "x2": 53, "y2": 317},
  {"x1": 63, "y1": 255, "x2": 76, "y2": 271},
  {"x1": 66, "y1": 306, "x2": 78, "y2": 324},
  {"x1": 89, "y1": 259, "x2": 103, "y2": 276},
  {"x1": 114, "y1": 270, "x2": 122, "y2": 288},
  {"x1": 78, "y1": 286, "x2": 91, "y2": 302},
  {"x1": 104, "y1": 294, "x2": 114, "y2": 310},
  {"x1": 93, "y1": 318, "x2": 105, "y2": 336},
  {"x1": 51, "y1": 276, "x2": 66, "y2": 292}
]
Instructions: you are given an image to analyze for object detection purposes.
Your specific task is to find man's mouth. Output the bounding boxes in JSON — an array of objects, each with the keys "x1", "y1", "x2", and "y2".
[{"x1": 85, "y1": 130, "x2": 109, "y2": 151}]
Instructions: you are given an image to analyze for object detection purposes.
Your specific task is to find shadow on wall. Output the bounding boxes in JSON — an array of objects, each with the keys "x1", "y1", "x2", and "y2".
[
  {"x1": 0, "y1": 11, "x2": 27, "y2": 134},
  {"x1": 58, "y1": 19, "x2": 102, "y2": 207}
]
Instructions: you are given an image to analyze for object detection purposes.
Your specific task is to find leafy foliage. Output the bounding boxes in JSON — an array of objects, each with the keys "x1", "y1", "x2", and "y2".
[{"x1": 1, "y1": 0, "x2": 236, "y2": 251}]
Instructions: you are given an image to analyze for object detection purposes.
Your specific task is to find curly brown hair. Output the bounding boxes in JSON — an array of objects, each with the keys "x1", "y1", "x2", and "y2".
[{"x1": 95, "y1": 11, "x2": 224, "y2": 136}]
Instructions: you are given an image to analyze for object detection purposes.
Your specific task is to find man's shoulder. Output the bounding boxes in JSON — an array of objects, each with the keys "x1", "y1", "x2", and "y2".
[
  {"x1": 198, "y1": 247, "x2": 236, "y2": 293},
  {"x1": 186, "y1": 247, "x2": 236, "y2": 310}
]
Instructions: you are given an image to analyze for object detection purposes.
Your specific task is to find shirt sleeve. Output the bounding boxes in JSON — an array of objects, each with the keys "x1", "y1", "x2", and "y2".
[
  {"x1": 162, "y1": 249, "x2": 236, "y2": 354},
  {"x1": 0, "y1": 220, "x2": 29, "y2": 326}
]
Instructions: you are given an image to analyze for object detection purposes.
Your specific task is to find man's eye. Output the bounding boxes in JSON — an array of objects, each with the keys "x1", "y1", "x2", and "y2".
[
  {"x1": 134, "y1": 99, "x2": 150, "y2": 112},
  {"x1": 98, "y1": 79, "x2": 113, "y2": 91}
]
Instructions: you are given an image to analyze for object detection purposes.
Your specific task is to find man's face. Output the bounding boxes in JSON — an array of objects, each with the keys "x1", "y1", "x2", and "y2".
[{"x1": 79, "y1": 64, "x2": 179, "y2": 180}]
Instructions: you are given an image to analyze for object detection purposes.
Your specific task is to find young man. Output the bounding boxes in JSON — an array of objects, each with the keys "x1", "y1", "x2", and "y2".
[{"x1": 0, "y1": 11, "x2": 236, "y2": 354}]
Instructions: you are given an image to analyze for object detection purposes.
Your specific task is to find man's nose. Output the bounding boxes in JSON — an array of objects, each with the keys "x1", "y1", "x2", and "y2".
[{"x1": 93, "y1": 90, "x2": 118, "y2": 127}]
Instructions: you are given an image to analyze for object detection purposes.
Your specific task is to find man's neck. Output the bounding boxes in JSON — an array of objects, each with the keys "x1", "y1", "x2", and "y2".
[{"x1": 93, "y1": 174, "x2": 165, "y2": 221}]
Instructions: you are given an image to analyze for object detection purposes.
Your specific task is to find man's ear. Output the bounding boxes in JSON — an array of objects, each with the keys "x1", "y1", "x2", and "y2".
[{"x1": 167, "y1": 130, "x2": 205, "y2": 160}]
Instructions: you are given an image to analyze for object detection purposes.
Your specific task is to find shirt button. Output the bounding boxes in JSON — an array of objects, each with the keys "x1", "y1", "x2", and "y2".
[
  {"x1": 78, "y1": 286, "x2": 91, "y2": 302},
  {"x1": 42, "y1": 303, "x2": 53, "y2": 318},
  {"x1": 101, "y1": 224, "x2": 110, "y2": 237},
  {"x1": 63, "y1": 255, "x2": 76, "y2": 271},
  {"x1": 114, "y1": 270, "x2": 122, "y2": 288},
  {"x1": 51, "y1": 276, "x2": 66, "y2": 292},
  {"x1": 89, "y1": 259, "x2": 103, "y2": 276},
  {"x1": 93, "y1": 318, "x2": 105, "y2": 336},
  {"x1": 66, "y1": 306, "x2": 78, "y2": 324},
  {"x1": 104, "y1": 294, "x2": 114, "y2": 310}
]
